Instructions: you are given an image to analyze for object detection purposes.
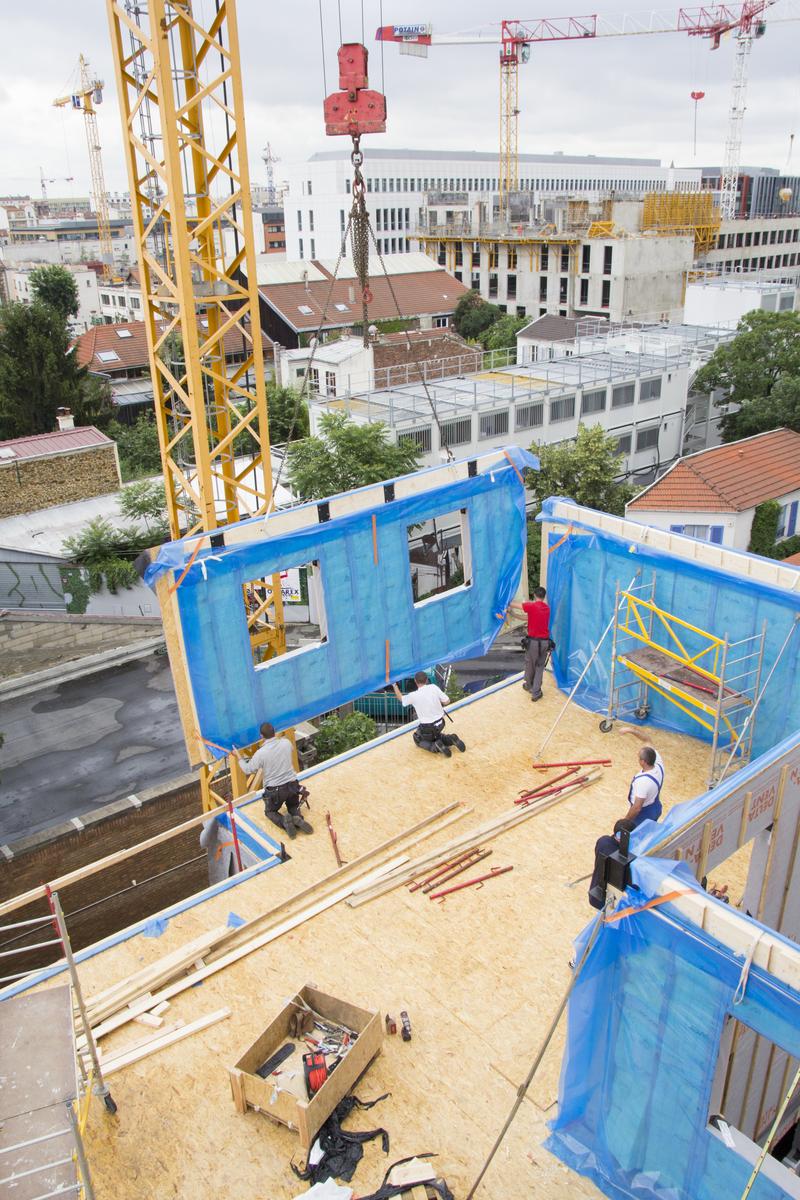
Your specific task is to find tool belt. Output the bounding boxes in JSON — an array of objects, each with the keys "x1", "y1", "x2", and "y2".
[{"x1": 521, "y1": 635, "x2": 556, "y2": 651}]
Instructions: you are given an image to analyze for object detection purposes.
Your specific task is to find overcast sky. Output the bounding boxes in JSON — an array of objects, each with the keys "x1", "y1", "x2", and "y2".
[{"x1": 1, "y1": 0, "x2": 798, "y2": 201}]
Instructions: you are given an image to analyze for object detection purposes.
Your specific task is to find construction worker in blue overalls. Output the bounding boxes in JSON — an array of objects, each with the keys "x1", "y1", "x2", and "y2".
[{"x1": 625, "y1": 745, "x2": 665, "y2": 828}]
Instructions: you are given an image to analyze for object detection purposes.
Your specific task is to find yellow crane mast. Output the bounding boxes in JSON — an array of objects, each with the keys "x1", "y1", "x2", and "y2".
[
  {"x1": 105, "y1": 0, "x2": 286, "y2": 810},
  {"x1": 53, "y1": 56, "x2": 115, "y2": 278}
]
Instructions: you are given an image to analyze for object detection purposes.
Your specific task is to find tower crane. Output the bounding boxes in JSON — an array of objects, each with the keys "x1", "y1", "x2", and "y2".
[
  {"x1": 53, "y1": 55, "x2": 114, "y2": 276},
  {"x1": 378, "y1": 2, "x2": 793, "y2": 222},
  {"x1": 39, "y1": 168, "x2": 74, "y2": 202},
  {"x1": 105, "y1": 0, "x2": 286, "y2": 812}
]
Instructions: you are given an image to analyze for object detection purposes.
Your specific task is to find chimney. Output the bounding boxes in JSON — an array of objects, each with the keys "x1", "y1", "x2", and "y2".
[{"x1": 56, "y1": 408, "x2": 75, "y2": 431}]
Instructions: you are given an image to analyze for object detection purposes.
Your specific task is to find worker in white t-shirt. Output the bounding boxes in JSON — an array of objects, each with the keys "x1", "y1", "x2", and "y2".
[
  {"x1": 626, "y1": 745, "x2": 665, "y2": 828},
  {"x1": 392, "y1": 671, "x2": 466, "y2": 758}
]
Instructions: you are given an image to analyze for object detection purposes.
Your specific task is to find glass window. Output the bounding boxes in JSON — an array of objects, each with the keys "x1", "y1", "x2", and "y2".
[
  {"x1": 603, "y1": 245, "x2": 613, "y2": 274},
  {"x1": 581, "y1": 245, "x2": 591, "y2": 273},
  {"x1": 479, "y1": 410, "x2": 510, "y2": 440},
  {"x1": 581, "y1": 388, "x2": 606, "y2": 415},
  {"x1": 550, "y1": 394, "x2": 575, "y2": 422},
  {"x1": 636, "y1": 426, "x2": 660, "y2": 451},
  {"x1": 515, "y1": 400, "x2": 543, "y2": 430},
  {"x1": 439, "y1": 416, "x2": 472, "y2": 446},
  {"x1": 640, "y1": 377, "x2": 662, "y2": 401},
  {"x1": 612, "y1": 382, "x2": 635, "y2": 408},
  {"x1": 601, "y1": 279, "x2": 611, "y2": 308}
]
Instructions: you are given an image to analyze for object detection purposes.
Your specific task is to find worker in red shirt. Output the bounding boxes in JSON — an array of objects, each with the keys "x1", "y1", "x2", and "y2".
[{"x1": 509, "y1": 586, "x2": 552, "y2": 701}]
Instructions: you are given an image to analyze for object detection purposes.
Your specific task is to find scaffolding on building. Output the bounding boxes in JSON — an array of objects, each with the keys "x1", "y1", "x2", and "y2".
[
  {"x1": 600, "y1": 579, "x2": 767, "y2": 785},
  {"x1": 641, "y1": 189, "x2": 721, "y2": 257}
]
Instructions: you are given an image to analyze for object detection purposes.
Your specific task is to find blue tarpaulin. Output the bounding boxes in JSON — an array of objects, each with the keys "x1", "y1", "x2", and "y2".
[
  {"x1": 547, "y1": 857, "x2": 800, "y2": 1199},
  {"x1": 539, "y1": 499, "x2": 800, "y2": 761},
  {"x1": 146, "y1": 448, "x2": 537, "y2": 755}
]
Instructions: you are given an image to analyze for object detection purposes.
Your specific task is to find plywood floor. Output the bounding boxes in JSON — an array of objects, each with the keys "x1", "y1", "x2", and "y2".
[{"x1": 67, "y1": 679, "x2": 715, "y2": 1199}]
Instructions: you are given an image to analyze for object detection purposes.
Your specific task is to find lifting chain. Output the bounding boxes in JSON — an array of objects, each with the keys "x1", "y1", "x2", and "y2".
[{"x1": 349, "y1": 136, "x2": 373, "y2": 346}]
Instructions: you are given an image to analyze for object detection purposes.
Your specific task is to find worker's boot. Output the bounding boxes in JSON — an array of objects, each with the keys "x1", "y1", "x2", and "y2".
[
  {"x1": 292, "y1": 813, "x2": 314, "y2": 835},
  {"x1": 434, "y1": 739, "x2": 452, "y2": 758},
  {"x1": 281, "y1": 811, "x2": 297, "y2": 840},
  {"x1": 451, "y1": 735, "x2": 466, "y2": 753}
]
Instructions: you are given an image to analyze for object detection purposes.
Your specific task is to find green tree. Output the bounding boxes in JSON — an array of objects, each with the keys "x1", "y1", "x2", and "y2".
[
  {"x1": 108, "y1": 414, "x2": 163, "y2": 480},
  {"x1": 287, "y1": 411, "x2": 421, "y2": 501},
  {"x1": 528, "y1": 423, "x2": 632, "y2": 516},
  {"x1": 29, "y1": 265, "x2": 79, "y2": 320},
  {"x1": 118, "y1": 479, "x2": 169, "y2": 540},
  {"x1": 267, "y1": 383, "x2": 310, "y2": 444},
  {"x1": 747, "y1": 500, "x2": 781, "y2": 557},
  {"x1": 73, "y1": 374, "x2": 115, "y2": 431},
  {"x1": 481, "y1": 313, "x2": 527, "y2": 352},
  {"x1": 314, "y1": 711, "x2": 377, "y2": 762},
  {"x1": 452, "y1": 292, "x2": 501, "y2": 341},
  {"x1": 692, "y1": 310, "x2": 800, "y2": 442},
  {"x1": 0, "y1": 302, "x2": 84, "y2": 438}
]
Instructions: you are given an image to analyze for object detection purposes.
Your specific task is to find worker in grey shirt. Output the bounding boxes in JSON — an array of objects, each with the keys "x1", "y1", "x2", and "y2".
[{"x1": 237, "y1": 722, "x2": 312, "y2": 840}]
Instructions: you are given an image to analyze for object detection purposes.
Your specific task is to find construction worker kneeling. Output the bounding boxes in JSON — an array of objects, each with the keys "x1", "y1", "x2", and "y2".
[
  {"x1": 393, "y1": 672, "x2": 466, "y2": 758},
  {"x1": 237, "y1": 722, "x2": 312, "y2": 840}
]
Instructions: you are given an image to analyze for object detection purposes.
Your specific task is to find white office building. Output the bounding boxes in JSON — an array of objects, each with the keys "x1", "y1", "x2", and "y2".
[
  {"x1": 1, "y1": 262, "x2": 102, "y2": 333},
  {"x1": 284, "y1": 148, "x2": 703, "y2": 261}
]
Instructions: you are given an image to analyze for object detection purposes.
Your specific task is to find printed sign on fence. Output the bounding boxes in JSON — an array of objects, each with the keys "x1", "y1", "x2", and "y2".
[{"x1": 281, "y1": 568, "x2": 302, "y2": 604}]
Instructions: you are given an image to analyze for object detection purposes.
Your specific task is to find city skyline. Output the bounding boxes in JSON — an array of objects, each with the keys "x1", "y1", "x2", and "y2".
[{"x1": 0, "y1": 1, "x2": 797, "y2": 202}]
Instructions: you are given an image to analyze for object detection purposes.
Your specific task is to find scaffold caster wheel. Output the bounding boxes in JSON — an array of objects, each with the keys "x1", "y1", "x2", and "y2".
[
  {"x1": 635, "y1": 706, "x2": 650, "y2": 719},
  {"x1": 599, "y1": 719, "x2": 613, "y2": 733},
  {"x1": 103, "y1": 1093, "x2": 118, "y2": 1115}
]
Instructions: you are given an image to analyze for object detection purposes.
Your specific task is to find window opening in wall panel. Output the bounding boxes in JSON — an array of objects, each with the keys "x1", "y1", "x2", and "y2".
[
  {"x1": 581, "y1": 388, "x2": 606, "y2": 415},
  {"x1": 516, "y1": 400, "x2": 543, "y2": 430},
  {"x1": 550, "y1": 394, "x2": 575, "y2": 422},
  {"x1": 408, "y1": 509, "x2": 472, "y2": 605},
  {"x1": 243, "y1": 560, "x2": 326, "y2": 668},
  {"x1": 708, "y1": 1015, "x2": 800, "y2": 1190},
  {"x1": 479, "y1": 410, "x2": 509, "y2": 440},
  {"x1": 439, "y1": 416, "x2": 472, "y2": 446},
  {"x1": 614, "y1": 432, "x2": 632, "y2": 455},
  {"x1": 398, "y1": 426, "x2": 432, "y2": 454}
]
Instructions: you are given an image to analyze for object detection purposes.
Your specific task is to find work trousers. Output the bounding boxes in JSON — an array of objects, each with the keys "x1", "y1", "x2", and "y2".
[
  {"x1": 525, "y1": 637, "x2": 550, "y2": 697},
  {"x1": 416, "y1": 717, "x2": 456, "y2": 746},
  {"x1": 263, "y1": 780, "x2": 301, "y2": 818}
]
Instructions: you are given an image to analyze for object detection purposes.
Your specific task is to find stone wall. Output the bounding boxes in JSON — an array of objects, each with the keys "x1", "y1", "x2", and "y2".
[
  {"x1": 0, "y1": 444, "x2": 121, "y2": 517},
  {"x1": 0, "y1": 610, "x2": 163, "y2": 678}
]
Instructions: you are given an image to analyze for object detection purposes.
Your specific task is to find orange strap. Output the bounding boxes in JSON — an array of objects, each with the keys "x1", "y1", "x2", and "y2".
[
  {"x1": 169, "y1": 537, "x2": 206, "y2": 594},
  {"x1": 503, "y1": 450, "x2": 526, "y2": 487},
  {"x1": 214, "y1": 839, "x2": 235, "y2": 861},
  {"x1": 548, "y1": 524, "x2": 574, "y2": 556},
  {"x1": 202, "y1": 736, "x2": 232, "y2": 755},
  {"x1": 372, "y1": 514, "x2": 379, "y2": 565},
  {"x1": 605, "y1": 888, "x2": 691, "y2": 925}
]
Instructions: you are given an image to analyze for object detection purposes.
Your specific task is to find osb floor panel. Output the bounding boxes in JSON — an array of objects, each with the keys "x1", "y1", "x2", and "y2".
[{"x1": 63, "y1": 680, "x2": 719, "y2": 1199}]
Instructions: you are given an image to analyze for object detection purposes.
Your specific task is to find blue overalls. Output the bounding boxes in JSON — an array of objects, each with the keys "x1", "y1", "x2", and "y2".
[{"x1": 627, "y1": 762, "x2": 664, "y2": 828}]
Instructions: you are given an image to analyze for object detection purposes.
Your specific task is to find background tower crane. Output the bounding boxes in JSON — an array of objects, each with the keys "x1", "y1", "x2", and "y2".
[
  {"x1": 53, "y1": 56, "x2": 114, "y2": 276},
  {"x1": 378, "y1": 1, "x2": 793, "y2": 222},
  {"x1": 39, "y1": 167, "x2": 74, "y2": 202},
  {"x1": 105, "y1": 0, "x2": 287, "y2": 811}
]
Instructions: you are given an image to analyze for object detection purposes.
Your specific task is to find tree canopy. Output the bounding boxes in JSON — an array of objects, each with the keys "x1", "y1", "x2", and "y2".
[
  {"x1": 287, "y1": 411, "x2": 421, "y2": 501},
  {"x1": 29, "y1": 265, "x2": 80, "y2": 320},
  {"x1": 692, "y1": 310, "x2": 800, "y2": 442},
  {"x1": 266, "y1": 383, "x2": 310, "y2": 444},
  {"x1": 524, "y1": 424, "x2": 632, "y2": 589},
  {"x1": 452, "y1": 292, "x2": 501, "y2": 341},
  {"x1": 482, "y1": 313, "x2": 527, "y2": 351},
  {"x1": 0, "y1": 302, "x2": 85, "y2": 439}
]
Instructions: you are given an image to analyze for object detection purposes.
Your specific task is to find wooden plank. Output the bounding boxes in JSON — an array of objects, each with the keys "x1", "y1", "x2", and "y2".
[
  {"x1": 229, "y1": 1067, "x2": 247, "y2": 1116},
  {"x1": 154, "y1": 571, "x2": 206, "y2": 768},
  {"x1": 134, "y1": 1012, "x2": 164, "y2": 1029},
  {"x1": 738, "y1": 790, "x2": 753, "y2": 848},
  {"x1": 90, "y1": 856, "x2": 408, "y2": 1040},
  {"x1": 101, "y1": 1008, "x2": 230, "y2": 1076},
  {"x1": 696, "y1": 820, "x2": 712, "y2": 881},
  {"x1": 348, "y1": 773, "x2": 601, "y2": 907}
]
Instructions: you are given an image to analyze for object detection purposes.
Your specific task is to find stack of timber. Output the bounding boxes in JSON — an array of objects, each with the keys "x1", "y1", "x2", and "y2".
[
  {"x1": 348, "y1": 770, "x2": 601, "y2": 907},
  {"x1": 75, "y1": 801, "x2": 471, "y2": 1047}
]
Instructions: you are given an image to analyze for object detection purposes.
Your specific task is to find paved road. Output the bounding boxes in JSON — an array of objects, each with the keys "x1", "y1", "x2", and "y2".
[
  {"x1": 0, "y1": 655, "x2": 189, "y2": 844},
  {"x1": 0, "y1": 634, "x2": 525, "y2": 845}
]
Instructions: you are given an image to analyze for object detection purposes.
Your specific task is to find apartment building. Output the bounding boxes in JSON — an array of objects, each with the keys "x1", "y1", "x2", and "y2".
[
  {"x1": 97, "y1": 269, "x2": 143, "y2": 323},
  {"x1": 700, "y1": 166, "x2": 800, "y2": 219},
  {"x1": 702, "y1": 216, "x2": 800, "y2": 279},
  {"x1": 684, "y1": 275, "x2": 798, "y2": 326},
  {"x1": 1, "y1": 261, "x2": 101, "y2": 333},
  {"x1": 284, "y1": 148, "x2": 702, "y2": 260}
]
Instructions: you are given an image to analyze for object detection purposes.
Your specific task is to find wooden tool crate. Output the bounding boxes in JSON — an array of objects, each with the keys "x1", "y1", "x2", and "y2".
[{"x1": 228, "y1": 984, "x2": 383, "y2": 1150}]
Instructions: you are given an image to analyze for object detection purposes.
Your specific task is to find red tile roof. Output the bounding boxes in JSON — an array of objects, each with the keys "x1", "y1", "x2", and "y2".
[
  {"x1": 628, "y1": 429, "x2": 800, "y2": 513},
  {"x1": 74, "y1": 319, "x2": 273, "y2": 373},
  {"x1": 259, "y1": 266, "x2": 469, "y2": 332},
  {"x1": 0, "y1": 427, "x2": 111, "y2": 462},
  {"x1": 783, "y1": 552, "x2": 800, "y2": 566}
]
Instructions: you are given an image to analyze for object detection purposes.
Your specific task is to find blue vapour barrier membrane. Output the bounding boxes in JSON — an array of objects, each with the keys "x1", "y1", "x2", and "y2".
[
  {"x1": 146, "y1": 447, "x2": 536, "y2": 756},
  {"x1": 547, "y1": 857, "x2": 800, "y2": 1200},
  {"x1": 539, "y1": 498, "x2": 800, "y2": 762}
]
